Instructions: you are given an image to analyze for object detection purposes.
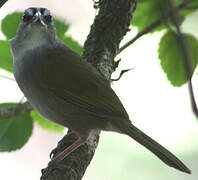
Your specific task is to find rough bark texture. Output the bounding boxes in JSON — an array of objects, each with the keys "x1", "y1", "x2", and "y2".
[
  {"x1": 83, "y1": 0, "x2": 137, "y2": 80},
  {"x1": 41, "y1": 0, "x2": 137, "y2": 179},
  {"x1": 0, "y1": 0, "x2": 8, "y2": 8}
]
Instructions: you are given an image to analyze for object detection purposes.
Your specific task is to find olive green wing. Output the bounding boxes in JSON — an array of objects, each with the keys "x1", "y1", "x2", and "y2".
[{"x1": 39, "y1": 45, "x2": 128, "y2": 119}]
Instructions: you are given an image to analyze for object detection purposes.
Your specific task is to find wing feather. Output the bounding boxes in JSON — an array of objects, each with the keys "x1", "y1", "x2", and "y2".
[{"x1": 39, "y1": 45, "x2": 129, "y2": 119}]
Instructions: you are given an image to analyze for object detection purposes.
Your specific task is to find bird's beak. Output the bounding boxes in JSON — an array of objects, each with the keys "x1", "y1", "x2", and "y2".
[
  {"x1": 33, "y1": 11, "x2": 46, "y2": 26},
  {"x1": 35, "y1": 11, "x2": 42, "y2": 18}
]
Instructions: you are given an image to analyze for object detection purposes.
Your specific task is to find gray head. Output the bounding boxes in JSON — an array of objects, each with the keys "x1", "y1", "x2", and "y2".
[{"x1": 10, "y1": 7, "x2": 58, "y2": 57}]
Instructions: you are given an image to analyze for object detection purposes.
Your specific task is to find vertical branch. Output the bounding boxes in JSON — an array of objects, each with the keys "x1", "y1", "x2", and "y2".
[
  {"x1": 41, "y1": 0, "x2": 137, "y2": 180},
  {"x1": 167, "y1": 0, "x2": 198, "y2": 117},
  {"x1": 83, "y1": 0, "x2": 137, "y2": 80}
]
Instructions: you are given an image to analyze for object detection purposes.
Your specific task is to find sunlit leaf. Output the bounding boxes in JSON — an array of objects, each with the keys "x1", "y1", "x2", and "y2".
[
  {"x1": 158, "y1": 31, "x2": 198, "y2": 86},
  {"x1": 53, "y1": 18, "x2": 70, "y2": 39},
  {"x1": 1, "y1": 12, "x2": 22, "y2": 40},
  {"x1": 31, "y1": 110, "x2": 64, "y2": 133},
  {"x1": 0, "y1": 40, "x2": 13, "y2": 72},
  {"x1": 132, "y1": 0, "x2": 168, "y2": 32},
  {"x1": 62, "y1": 36, "x2": 83, "y2": 55}
]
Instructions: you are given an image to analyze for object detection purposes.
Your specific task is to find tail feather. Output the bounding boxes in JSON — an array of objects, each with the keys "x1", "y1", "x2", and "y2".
[{"x1": 125, "y1": 123, "x2": 191, "y2": 174}]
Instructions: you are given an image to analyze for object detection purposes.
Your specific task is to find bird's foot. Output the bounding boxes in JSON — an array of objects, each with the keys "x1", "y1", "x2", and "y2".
[{"x1": 50, "y1": 131, "x2": 78, "y2": 159}]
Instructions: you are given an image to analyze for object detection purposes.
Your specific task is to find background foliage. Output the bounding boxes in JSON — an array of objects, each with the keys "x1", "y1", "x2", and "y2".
[{"x1": 0, "y1": 0, "x2": 198, "y2": 152}]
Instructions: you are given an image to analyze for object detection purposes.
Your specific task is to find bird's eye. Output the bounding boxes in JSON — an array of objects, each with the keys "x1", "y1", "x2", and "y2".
[
  {"x1": 44, "y1": 15, "x2": 52, "y2": 22},
  {"x1": 23, "y1": 14, "x2": 33, "y2": 22}
]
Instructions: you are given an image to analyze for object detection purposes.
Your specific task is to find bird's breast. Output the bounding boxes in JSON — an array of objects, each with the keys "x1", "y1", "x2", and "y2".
[
  {"x1": 13, "y1": 51, "x2": 93, "y2": 129},
  {"x1": 13, "y1": 51, "x2": 57, "y2": 121}
]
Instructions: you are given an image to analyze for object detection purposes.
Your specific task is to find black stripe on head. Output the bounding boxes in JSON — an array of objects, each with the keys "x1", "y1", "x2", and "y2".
[
  {"x1": 40, "y1": 8, "x2": 46, "y2": 14},
  {"x1": 25, "y1": 7, "x2": 37, "y2": 16}
]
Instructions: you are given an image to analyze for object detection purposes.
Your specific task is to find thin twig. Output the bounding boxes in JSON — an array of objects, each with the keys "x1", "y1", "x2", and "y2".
[
  {"x1": 112, "y1": 68, "x2": 134, "y2": 81},
  {"x1": 167, "y1": 0, "x2": 198, "y2": 118},
  {"x1": 118, "y1": 0, "x2": 194, "y2": 53},
  {"x1": 0, "y1": 101, "x2": 33, "y2": 119},
  {"x1": 0, "y1": 74, "x2": 15, "y2": 81},
  {"x1": 118, "y1": 20, "x2": 161, "y2": 53}
]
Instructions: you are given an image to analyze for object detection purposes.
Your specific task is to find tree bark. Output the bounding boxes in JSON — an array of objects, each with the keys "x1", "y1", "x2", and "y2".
[
  {"x1": 0, "y1": 0, "x2": 8, "y2": 8},
  {"x1": 40, "y1": 0, "x2": 137, "y2": 179}
]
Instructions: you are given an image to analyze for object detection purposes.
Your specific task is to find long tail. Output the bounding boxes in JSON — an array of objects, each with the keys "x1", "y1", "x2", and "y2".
[{"x1": 124, "y1": 123, "x2": 191, "y2": 174}]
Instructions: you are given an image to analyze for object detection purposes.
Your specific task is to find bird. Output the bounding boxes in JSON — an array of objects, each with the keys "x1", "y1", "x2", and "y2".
[{"x1": 10, "y1": 7, "x2": 191, "y2": 174}]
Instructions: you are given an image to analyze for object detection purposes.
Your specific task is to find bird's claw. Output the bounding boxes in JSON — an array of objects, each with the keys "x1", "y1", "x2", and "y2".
[
  {"x1": 49, "y1": 132, "x2": 78, "y2": 159},
  {"x1": 49, "y1": 148, "x2": 57, "y2": 159}
]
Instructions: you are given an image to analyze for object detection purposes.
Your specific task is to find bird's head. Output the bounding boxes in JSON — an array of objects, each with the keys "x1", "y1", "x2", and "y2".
[{"x1": 10, "y1": 7, "x2": 58, "y2": 56}]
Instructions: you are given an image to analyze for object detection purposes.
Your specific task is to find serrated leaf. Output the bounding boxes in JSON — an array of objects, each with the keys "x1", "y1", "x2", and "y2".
[
  {"x1": 158, "y1": 31, "x2": 198, "y2": 87},
  {"x1": 1, "y1": 12, "x2": 22, "y2": 40},
  {"x1": 0, "y1": 103, "x2": 33, "y2": 152},
  {"x1": 53, "y1": 18, "x2": 70, "y2": 39},
  {"x1": 62, "y1": 36, "x2": 83, "y2": 55},
  {"x1": 31, "y1": 110, "x2": 64, "y2": 133},
  {"x1": 0, "y1": 40, "x2": 13, "y2": 72}
]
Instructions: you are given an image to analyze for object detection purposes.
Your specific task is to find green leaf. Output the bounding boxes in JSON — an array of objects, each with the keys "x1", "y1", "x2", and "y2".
[
  {"x1": 158, "y1": 31, "x2": 198, "y2": 87},
  {"x1": 62, "y1": 36, "x2": 83, "y2": 55},
  {"x1": 132, "y1": 0, "x2": 186, "y2": 33},
  {"x1": 132, "y1": 0, "x2": 168, "y2": 32},
  {"x1": 53, "y1": 18, "x2": 70, "y2": 39},
  {"x1": 1, "y1": 12, "x2": 22, "y2": 40},
  {"x1": 0, "y1": 40, "x2": 13, "y2": 72},
  {"x1": 0, "y1": 103, "x2": 33, "y2": 152},
  {"x1": 180, "y1": 0, "x2": 198, "y2": 17},
  {"x1": 53, "y1": 19, "x2": 82, "y2": 54},
  {"x1": 31, "y1": 110, "x2": 64, "y2": 133}
]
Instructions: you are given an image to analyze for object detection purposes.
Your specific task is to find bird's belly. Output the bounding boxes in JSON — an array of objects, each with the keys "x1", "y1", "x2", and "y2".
[
  {"x1": 22, "y1": 84, "x2": 82, "y2": 127},
  {"x1": 15, "y1": 71, "x2": 107, "y2": 134},
  {"x1": 13, "y1": 56, "x2": 109, "y2": 134},
  {"x1": 14, "y1": 68, "x2": 78, "y2": 128},
  {"x1": 13, "y1": 56, "x2": 69, "y2": 126}
]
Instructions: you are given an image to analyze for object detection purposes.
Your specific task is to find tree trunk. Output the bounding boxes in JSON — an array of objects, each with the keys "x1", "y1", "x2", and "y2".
[{"x1": 40, "y1": 1, "x2": 137, "y2": 179}]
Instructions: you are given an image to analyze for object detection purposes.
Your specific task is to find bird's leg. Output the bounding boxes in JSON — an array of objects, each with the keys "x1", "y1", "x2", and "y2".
[
  {"x1": 50, "y1": 138, "x2": 86, "y2": 165},
  {"x1": 62, "y1": 131, "x2": 79, "y2": 142},
  {"x1": 50, "y1": 131, "x2": 78, "y2": 159},
  {"x1": 42, "y1": 133, "x2": 86, "y2": 178}
]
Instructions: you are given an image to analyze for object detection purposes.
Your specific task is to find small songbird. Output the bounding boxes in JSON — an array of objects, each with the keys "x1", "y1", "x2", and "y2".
[{"x1": 10, "y1": 7, "x2": 191, "y2": 174}]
